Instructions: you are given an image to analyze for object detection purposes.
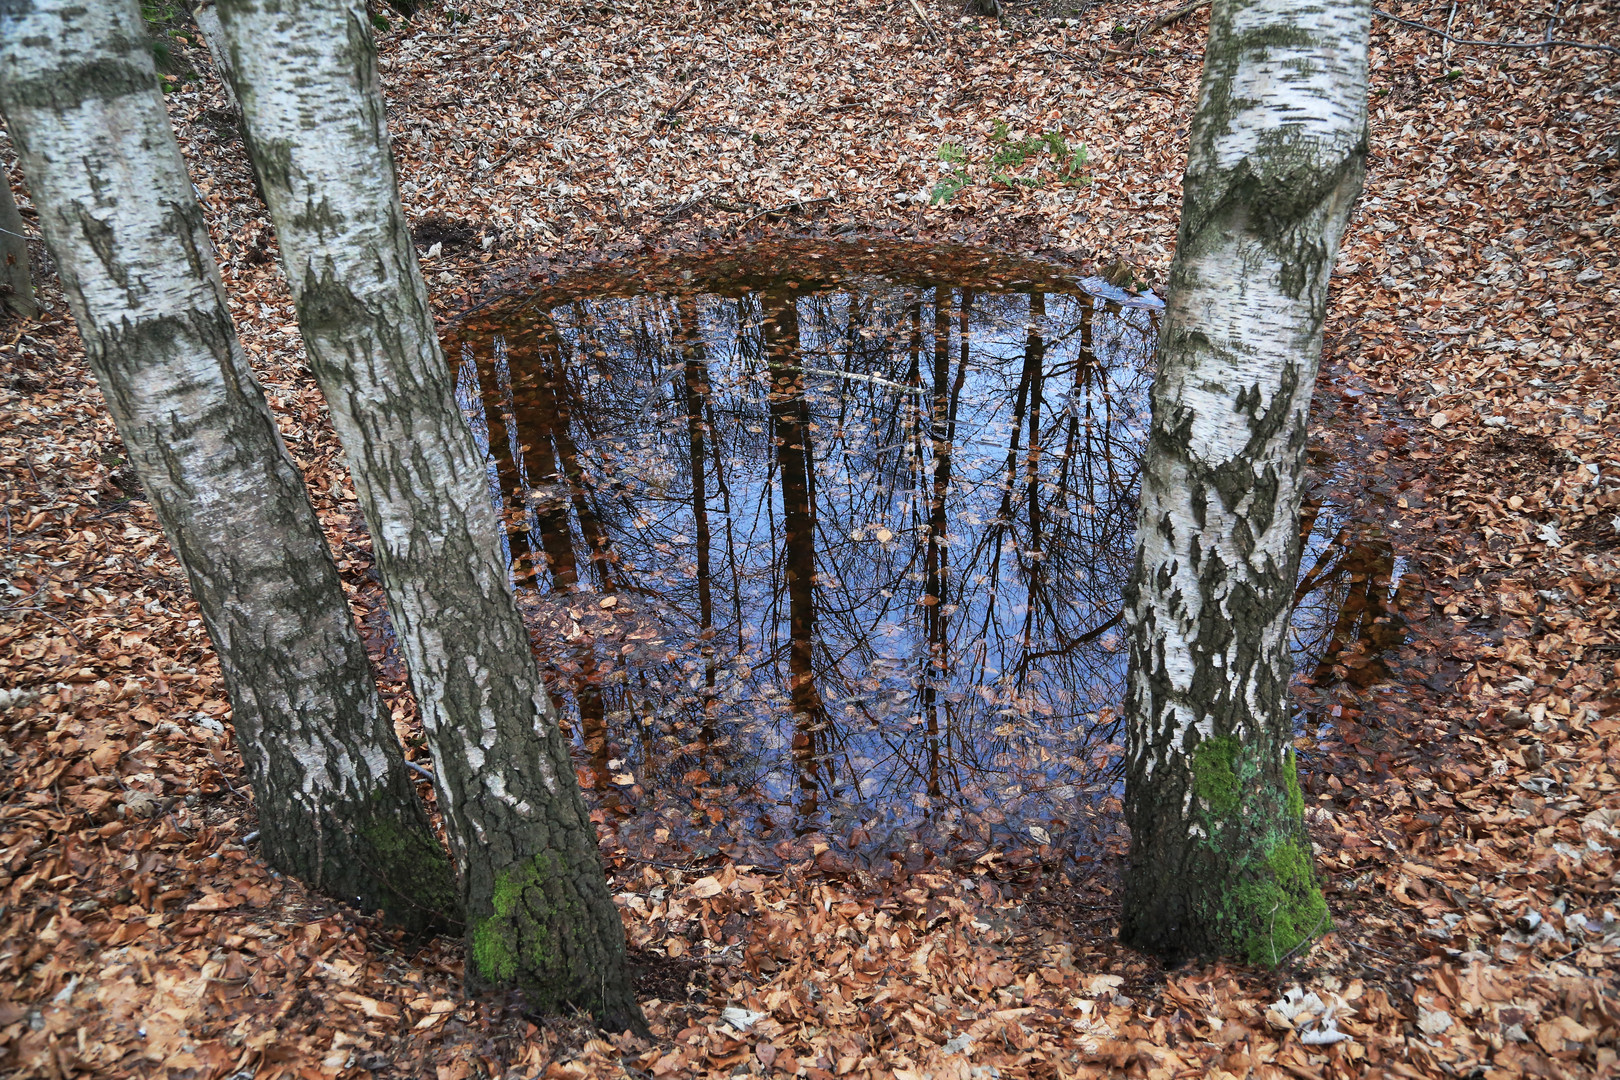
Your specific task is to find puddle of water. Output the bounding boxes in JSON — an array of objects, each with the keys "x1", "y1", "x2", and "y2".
[
  {"x1": 443, "y1": 241, "x2": 1399, "y2": 869},
  {"x1": 1290, "y1": 438, "x2": 1423, "y2": 751}
]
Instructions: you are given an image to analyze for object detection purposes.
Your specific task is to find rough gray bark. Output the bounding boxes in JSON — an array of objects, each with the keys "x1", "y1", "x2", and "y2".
[
  {"x1": 214, "y1": 0, "x2": 645, "y2": 1031},
  {"x1": 1120, "y1": 0, "x2": 1369, "y2": 965},
  {"x1": 0, "y1": 0, "x2": 454, "y2": 931},
  {"x1": 0, "y1": 162, "x2": 38, "y2": 319}
]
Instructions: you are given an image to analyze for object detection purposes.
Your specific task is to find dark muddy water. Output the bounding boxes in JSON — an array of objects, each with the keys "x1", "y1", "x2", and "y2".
[{"x1": 445, "y1": 240, "x2": 1402, "y2": 868}]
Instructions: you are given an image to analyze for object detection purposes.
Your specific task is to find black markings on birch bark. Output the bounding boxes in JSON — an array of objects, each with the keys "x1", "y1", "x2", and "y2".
[
  {"x1": 0, "y1": 0, "x2": 455, "y2": 932},
  {"x1": 1120, "y1": 0, "x2": 1370, "y2": 964},
  {"x1": 214, "y1": 0, "x2": 644, "y2": 1030}
]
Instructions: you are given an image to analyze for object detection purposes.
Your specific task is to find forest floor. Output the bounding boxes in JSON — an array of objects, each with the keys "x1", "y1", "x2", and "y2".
[{"x1": 3, "y1": 0, "x2": 1619, "y2": 1077}]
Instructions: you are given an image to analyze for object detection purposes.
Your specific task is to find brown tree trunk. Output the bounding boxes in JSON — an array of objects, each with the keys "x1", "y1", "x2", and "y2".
[
  {"x1": 673, "y1": 300, "x2": 720, "y2": 743},
  {"x1": 762, "y1": 288, "x2": 825, "y2": 815}
]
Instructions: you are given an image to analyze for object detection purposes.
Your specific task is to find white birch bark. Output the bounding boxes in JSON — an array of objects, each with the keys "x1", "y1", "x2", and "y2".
[
  {"x1": 0, "y1": 0, "x2": 454, "y2": 930},
  {"x1": 1121, "y1": 0, "x2": 1369, "y2": 964},
  {"x1": 214, "y1": 0, "x2": 645, "y2": 1031}
]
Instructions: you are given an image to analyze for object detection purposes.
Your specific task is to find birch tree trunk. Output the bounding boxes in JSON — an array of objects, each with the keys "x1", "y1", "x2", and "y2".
[
  {"x1": 214, "y1": 0, "x2": 645, "y2": 1031},
  {"x1": 1120, "y1": 0, "x2": 1369, "y2": 965},
  {"x1": 0, "y1": 163, "x2": 38, "y2": 319},
  {"x1": 0, "y1": 0, "x2": 455, "y2": 932}
]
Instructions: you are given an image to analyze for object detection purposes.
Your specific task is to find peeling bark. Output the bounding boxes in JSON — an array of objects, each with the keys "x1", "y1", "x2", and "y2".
[
  {"x1": 214, "y1": 0, "x2": 643, "y2": 1029},
  {"x1": 1121, "y1": 0, "x2": 1369, "y2": 964},
  {"x1": 0, "y1": 0, "x2": 454, "y2": 931}
]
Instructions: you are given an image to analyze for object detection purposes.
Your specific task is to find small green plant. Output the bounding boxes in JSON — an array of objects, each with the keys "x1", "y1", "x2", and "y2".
[
  {"x1": 140, "y1": 0, "x2": 182, "y2": 22},
  {"x1": 929, "y1": 142, "x2": 972, "y2": 206},
  {"x1": 928, "y1": 121, "x2": 1089, "y2": 206},
  {"x1": 140, "y1": 0, "x2": 194, "y2": 85},
  {"x1": 929, "y1": 172, "x2": 973, "y2": 206}
]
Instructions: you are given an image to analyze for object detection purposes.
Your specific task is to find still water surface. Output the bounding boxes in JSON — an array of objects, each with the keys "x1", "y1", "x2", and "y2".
[{"x1": 445, "y1": 241, "x2": 1401, "y2": 866}]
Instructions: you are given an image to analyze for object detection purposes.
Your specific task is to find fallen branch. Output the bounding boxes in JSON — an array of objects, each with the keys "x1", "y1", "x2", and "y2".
[
  {"x1": 654, "y1": 78, "x2": 703, "y2": 130},
  {"x1": 1141, "y1": 0, "x2": 1209, "y2": 39},
  {"x1": 1372, "y1": 8, "x2": 1620, "y2": 56},
  {"x1": 906, "y1": 0, "x2": 940, "y2": 44},
  {"x1": 1134, "y1": 2, "x2": 1619, "y2": 58},
  {"x1": 736, "y1": 195, "x2": 834, "y2": 229}
]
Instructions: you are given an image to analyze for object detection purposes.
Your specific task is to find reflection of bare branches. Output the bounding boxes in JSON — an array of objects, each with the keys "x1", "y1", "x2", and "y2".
[{"x1": 468, "y1": 272, "x2": 1158, "y2": 831}]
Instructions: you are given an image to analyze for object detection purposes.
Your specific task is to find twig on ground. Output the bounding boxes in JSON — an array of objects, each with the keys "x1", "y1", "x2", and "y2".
[
  {"x1": 906, "y1": 0, "x2": 940, "y2": 43},
  {"x1": 1372, "y1": 8, "x2": 1620, "y2": 56},
  {"x1": 1140, "y1": 0, "x2": 1209, "y2": 39},
  {"x1": 555, "y1": 80, "x2": 631, "y2": 132},
  {"x1": 1544, "y1": 0, "x2": 1566, "y2": 53},
  {"x1": 736, "y1": 195, "x2": 834, "y2": 229},
  {"x1": 660, "y1": 193, "x2": 712, "y2": 223},
  {"x1": 1275, "y1": 908, "x2": 1331, "y2": 966},
  {"x1": 654, "y1": 79, "x2": 704, "y2": 130}
]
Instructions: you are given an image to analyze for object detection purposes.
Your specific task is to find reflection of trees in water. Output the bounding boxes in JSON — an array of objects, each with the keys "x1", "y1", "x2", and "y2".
[
  {"x1": 459, "y1": 280, "x2": 1160, "y2": 834},
  {"x1": 1291, "y1": 499, "x2": 1413, "y2": 693}
]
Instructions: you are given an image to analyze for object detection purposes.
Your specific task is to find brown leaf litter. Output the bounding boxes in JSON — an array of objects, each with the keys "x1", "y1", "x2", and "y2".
[{"x1": 3, "y1": 0, "x2": 1618, "y2": 1076}]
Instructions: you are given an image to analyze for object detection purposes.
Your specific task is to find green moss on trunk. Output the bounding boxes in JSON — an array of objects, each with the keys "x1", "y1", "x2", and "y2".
[
  {"x1": 1185, "y1": 743, "x2": 1328, "y2": 965},
  {"x1": 355, "y1": 800, "x2": 460, "y2": 933},
  {"x1": 469, "y1": 854, "x2": 590, "y2": 991}
]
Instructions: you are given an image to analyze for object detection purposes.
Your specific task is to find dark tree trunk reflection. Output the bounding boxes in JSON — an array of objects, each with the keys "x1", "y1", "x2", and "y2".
[
  {"x1": 673, "y1": 300, "x2": 720, "y2": 745},
  {"x1": 446, "y1": 246, "x2": 1376, "y2": 865},
  {"x1": 762, "y1": 288, "x2": 827, "y2": 817}
]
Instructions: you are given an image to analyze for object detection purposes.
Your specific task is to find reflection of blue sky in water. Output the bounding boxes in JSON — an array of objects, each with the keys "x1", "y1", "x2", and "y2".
[{"x1": 453, "y1": 257, "x2": 1399, "y2": 863}]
